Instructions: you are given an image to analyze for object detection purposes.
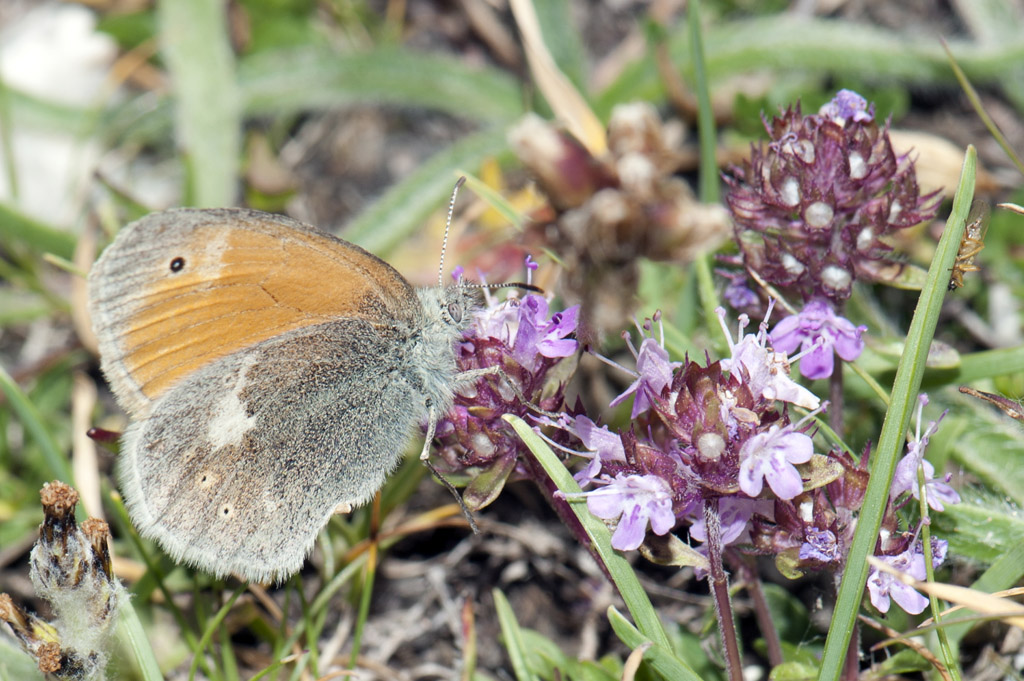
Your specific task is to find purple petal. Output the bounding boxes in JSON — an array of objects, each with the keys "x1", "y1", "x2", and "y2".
[
  {"x1": 586, "y1": 488, "x2": 627, "y2": 519},
  {"x1": 799, "y1": 528, "x2": 839, "y2": 562},
  {"x1": 866, "y1": 572, "x2": 892, "y2": 613},
  {"x1": 538, "y1": 336, "x2": 578, "y2": 358},
  {"x1": 739, "y1": 457, "x2": 765, "y2": 497},
  {"x1": 520, "y1": 294, "x2": 549, "y2": 323},
  {"x1": 608, "y1": 378, "x2": 640, "y2": 410},
  {"x1": 573, "y1": 458, "x2": 602, "y2": 486},
  {"x1": 799, "y1": 342, "x2": 835, "y2": 379},
  {"x1": 718, "y1": 498, "x2": 756, "y2": 544},
  {"x1": 550, "y1": 305, "x2": 580, "y2": 334},
  {"x1": 833, "y1": 325, "x2": 866, "y2": 361},
  {"x1": 777, "y1": 430, "x2": 814, "y2": 464},
  {"x1": 764, "y1": 459, "x2": 804, "y2": 500},
  {"x1": 610, "y1": 505, "x2": 646, "y2": 551},
  {"x1": 889, "y1": 582, "x2": 929, "y2": 615},
  {"x1": 769, "y1": 314, "x2": 805, "y2": 353},
  {"x1": 926, "y1": 481, "x2": 960, "y2": 511},
  {"x1": 576, "y1": 416, "x2": 626, "y2": 462},
  {"x1": 648, "y1": 503, "x2": 677, "y2": 536},
  {"x1": 636, "y1": 338, "x2": 676, "y2": 393},
  {"x1": 890, "y1": 452, "x2": 919, "y2": 499}
]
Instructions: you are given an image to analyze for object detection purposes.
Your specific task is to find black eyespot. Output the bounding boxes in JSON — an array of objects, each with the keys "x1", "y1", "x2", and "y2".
[
  {"x1": 447, "y1": 302, "x2": 463, "y2": 323},
  {"x1": 170, "y1": 256, "x2": 186, "y2": 272}
]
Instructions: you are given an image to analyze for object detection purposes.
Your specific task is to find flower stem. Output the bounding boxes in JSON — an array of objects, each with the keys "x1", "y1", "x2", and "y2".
[
  {"x1": 841, "y1": 620, "x2": 860, "y2": 681},
  {"x1": 736, "y1": 556, "x2": 783, "y2": 667},
  {"x1": 703, "y1": 498, "x2": 743, "y2": 681},
  {"x1": 829, "y1": 354, "x2": 844, "y2": 435},
  {"x1": 834, "y1": 570, "x2": 860, "y2": 681}
]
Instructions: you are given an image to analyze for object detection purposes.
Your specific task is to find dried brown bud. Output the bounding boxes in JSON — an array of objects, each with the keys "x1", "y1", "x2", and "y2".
[
  {"x1": 512, "y1": 106, "x2": 729, "y2": 337},
  {"x1": 0, "y1": 482, "x2": 127, "y2": 680}
]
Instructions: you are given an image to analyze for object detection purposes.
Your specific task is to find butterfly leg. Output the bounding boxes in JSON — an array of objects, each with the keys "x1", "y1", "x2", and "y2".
[{"x1": 420, "y1": 401, "x2": 481, "y2": 534}]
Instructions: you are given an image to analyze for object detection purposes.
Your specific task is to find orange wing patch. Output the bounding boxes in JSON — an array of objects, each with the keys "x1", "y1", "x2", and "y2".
[{"x1": 90, "y1": 209, "x2": 418, "y2": 415}]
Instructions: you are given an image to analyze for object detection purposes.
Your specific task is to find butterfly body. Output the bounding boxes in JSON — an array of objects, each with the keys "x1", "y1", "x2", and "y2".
[{"x1": 89, "y1": 208, "x2": 474, "y2": 583}]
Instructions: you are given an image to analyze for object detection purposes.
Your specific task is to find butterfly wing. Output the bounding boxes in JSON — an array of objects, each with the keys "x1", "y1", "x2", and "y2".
[
  {"x1": 119, "y1": 318, "x2": 424, "y2": 583},
  {"x1": 88, "y1": 208, "x2": 419, "y2": 418}
]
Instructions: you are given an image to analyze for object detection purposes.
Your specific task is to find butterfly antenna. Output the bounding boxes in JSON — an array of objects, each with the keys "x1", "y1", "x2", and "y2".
[
  {"x1": 438, "y1": 176, "x2": 467, "y2": 287},
  {"x1": 463, "y1": 281, "x2": 544, "y2": 294}
]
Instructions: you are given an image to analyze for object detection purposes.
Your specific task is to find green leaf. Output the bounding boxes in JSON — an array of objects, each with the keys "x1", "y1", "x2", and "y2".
[
  {"x1": 463, "y1": 454, "x2": 516, "y2": 511},
  {"x1": 760, "y1": 583, "x2": 812, "y2": 648},
  {"x1": 598, "y1": 16, "x2": 1018, "y2": 115},
  {"x1": 798, "y1": 453, "x2": 844, "y2": 492},
  {"x1": 637, "y1": 533, "x2": 709, "y2": 570},
  {"x1": 768, "y1": 661, "x2": 817, "y2": 681},
  {"x1": 922, "y1": 345, "x2": 1024, "y2": 388},
  {"x1": 0, "y1": 203, "x2": 76, "y2": 259},
  {"x1": 533, "y1": 0, "x2": 586, "y2": 90},
  {"x1": 0, "y1": 365, "x2": 72, "y2": 484},
  {"x1": 238, "y1": 47, "x2": 523, "y2": 123},
  {"x1": 0, "y1": 289, "x2": 50, "y2": 324},
  {"x1": 950, "y1": 404, "x2": 1024, "y2": 506},
  {"x1": 158, "y1": 0, "x2": 241, "y2": 207},
  {"x1": 869, "y1": 648, "x2": 929, "y2": 676},
  {"x1": 116, "y1": 594, "x2": 165, "y2": 681},
  {"x1": 606, "y1": 607, "x2": 703, "y2": 681},
  {"x1": 933, "y1": 495, "x2": 1024, "y2": 564},
  {"x1": 0, "y1": 635, "x2": 46, "y2": 681}
]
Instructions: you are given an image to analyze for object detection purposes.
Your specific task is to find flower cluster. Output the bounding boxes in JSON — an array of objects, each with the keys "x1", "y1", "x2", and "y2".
[
  {"x1": 542, "y1": 307, "x2": 833, "y2": 557},
  {"x1": 430, "y1": 263, "x2": 581, "y2": 510},
  {"x1": 750, "y1": 392, "x2": 959, "y2": 613},
  {"x1": 510, "y1": 102, "x2": 729, "y2": 336},
  {"x1": 724, "y1": 89, "x2": 940, "y2": 305},
  {"x1": 750, "y1": 444, "x2": 869, "y2": 578}
]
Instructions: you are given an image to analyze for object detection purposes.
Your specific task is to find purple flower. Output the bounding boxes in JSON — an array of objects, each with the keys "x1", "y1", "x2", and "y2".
[
  {"x1": 430, "y1": 263, "x2": 580, "y2": 505},
  {"x1": 511, "y1": 295, "x2": 580, "y2": 371},
  {"x1": 867, "y1": 539, "x2": 948, "y2": 615},
  {"x1": 818, "y1": 89, "x2": 874, "y2": 125},
  {"x1": 770, "y1": 299, "x2": 867, "y2": 380},
  {"x1": 717, "y1": 305, "x2": 821, "y2": 410},
  {"x1": 585, "y1": 473, "x2": 676, "y2": 551},
  {"x1": 718, "y1": 269, "x2": 759, "y2": 310},
  {"x1": 737, "y1": 418, "x2": 816, "y2": 500},
  {"x1": 799, "y1": 527, "x2": 840, "y2": 563},
  {"x1": 688, "y1": 497, "x2": 764, "y2": 546},
  {"x1": 562, "y1": 415, "x2": 627, "y2": 486},
  {"x1": 608, "y1": 318, "x2": 681, "y2": 418},
  {"x1": 891, "y1": 395, "x2": 960, "y2": 511}
]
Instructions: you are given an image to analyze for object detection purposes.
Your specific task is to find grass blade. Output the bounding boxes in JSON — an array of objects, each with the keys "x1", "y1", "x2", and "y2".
[
  {"x1": 817, "y1": 146, "x2": 977, "y2": 679},
  {"x1": 0, "y1": 364, "x2": 72, "y2": 484},
  {"x1": 493, "y1": 588, "x2": 540, "y2": 681}
]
